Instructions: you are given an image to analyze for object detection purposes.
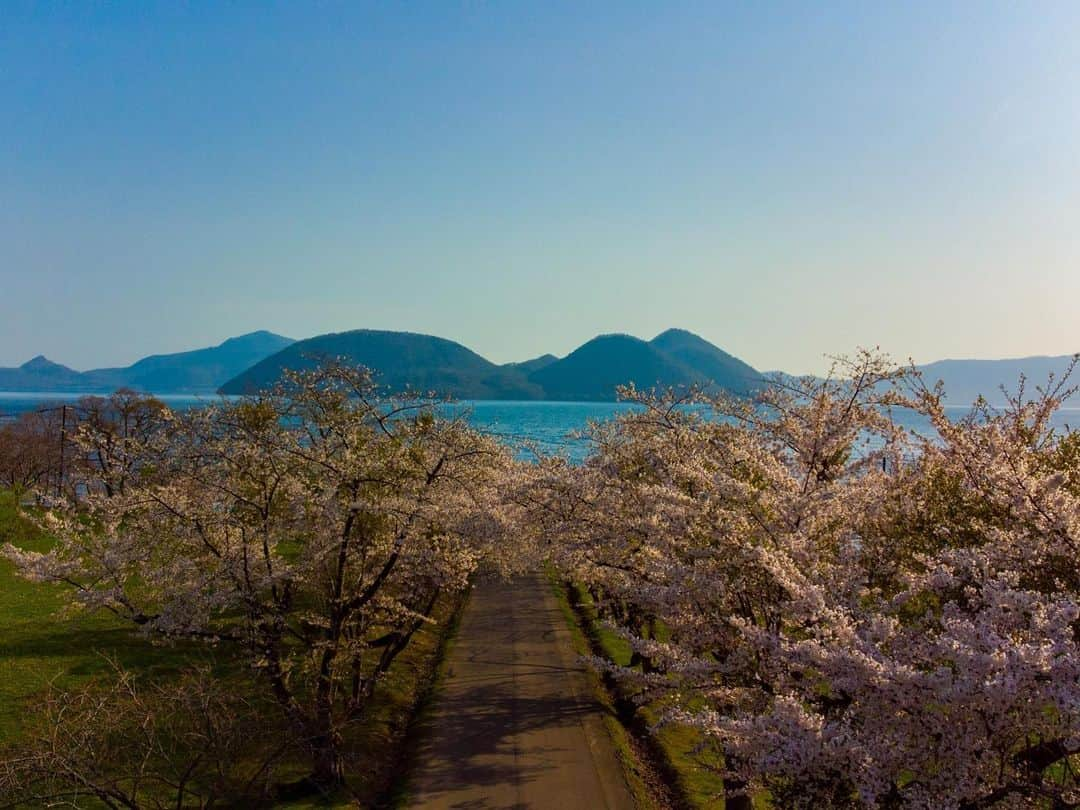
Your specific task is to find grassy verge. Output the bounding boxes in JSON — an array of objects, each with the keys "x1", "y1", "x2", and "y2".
[
  {"x1": 281, "y1": 591, "x2": 468, "y2": 809},
  {"x1": 378, "y1": 584, "x2": 470, "y2": 809},
  {"x1": 551, "y1": 574, "x2": 729, "y2": 809},
  {"x1": 544, "y1": 568, "x2": 669, "y2": 810}
]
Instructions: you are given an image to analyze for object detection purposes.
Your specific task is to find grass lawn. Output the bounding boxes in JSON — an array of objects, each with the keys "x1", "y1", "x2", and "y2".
[
  {"x1": 0, "y1": 489, "x2": 201, "y2": 744},
  {"x1": 555, "y1": 577, "x2": 732, "y2": 809},
  {"x1": 0, "y1": 490, "x2": 461, "y2": 807}
]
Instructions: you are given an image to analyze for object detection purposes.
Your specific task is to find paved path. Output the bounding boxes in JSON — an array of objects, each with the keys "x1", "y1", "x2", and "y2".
[{"x1": 408, "y1": 573, "x2": 635, "y2": 810}]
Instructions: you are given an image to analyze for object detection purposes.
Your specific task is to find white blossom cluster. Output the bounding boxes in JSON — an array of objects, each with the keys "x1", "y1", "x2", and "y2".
[
  {"x1": 3, "y1": 363, "x2": 519, "y2": 787},
  {"x1": 518, "y1": 350, "x2": 1080, "y2": 808}
]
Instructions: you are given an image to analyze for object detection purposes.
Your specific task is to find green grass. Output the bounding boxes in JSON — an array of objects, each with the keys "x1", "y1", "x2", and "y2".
[
  {"x1": 558, "y1": 578, "x2": 730, "y2": 809},
  {"x1": 344, "y1": 593, "x2": 466, "y2": 807},
  {"x1": 545, "y1": 570, "x2": 664, "y2": 810},
  {"x1": 0, "y1": 490, "x2": 464, "y2": 807},
  {"x1": 276, "y1": 593, "x2": 465, "y2": 809},
  {"x1": 379, "y1": 585, "x2": 470, "y2": 809},
  {"x1": 0, "y1": 490, "x2": 200, "y2": 743}
]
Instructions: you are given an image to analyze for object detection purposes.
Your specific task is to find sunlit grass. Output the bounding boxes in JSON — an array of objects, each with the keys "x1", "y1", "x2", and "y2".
[
  {"x1": 0, "y1": 490, "x2": 461, "y2": 806},
  {"x1": 0, "y1": 490, "x2": 201, "y2": 743},
  {"x1": 562, "y1": 580, "x2": 730, "y2": 809}
]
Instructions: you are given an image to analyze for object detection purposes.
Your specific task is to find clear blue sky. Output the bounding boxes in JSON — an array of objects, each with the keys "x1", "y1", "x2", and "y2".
[{"x1": 2, "y1": 1, "x2": 1078, "y2": 374}]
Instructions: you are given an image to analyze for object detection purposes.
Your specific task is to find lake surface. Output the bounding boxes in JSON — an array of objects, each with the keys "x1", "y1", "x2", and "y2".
[
  {"x1": 2, "y1": 392, "x2": 1077, "y2": 464},
  {"x1": 0, "y1": 393, "x2": 639, "y2": 463}
]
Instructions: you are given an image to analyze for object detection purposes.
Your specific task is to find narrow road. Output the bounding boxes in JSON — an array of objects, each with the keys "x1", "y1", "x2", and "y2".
[{"x1": 408, "y1": 573, "x2": 635, "y2": 809}]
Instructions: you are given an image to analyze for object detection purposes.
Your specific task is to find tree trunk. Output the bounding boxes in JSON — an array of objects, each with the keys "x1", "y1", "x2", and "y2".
[
  {"x1": 308, "y1": 731, "x2": 344, "y2": 790},
  {"x1": 723, "y1": 776, "x2": 753, "y2": 810}
]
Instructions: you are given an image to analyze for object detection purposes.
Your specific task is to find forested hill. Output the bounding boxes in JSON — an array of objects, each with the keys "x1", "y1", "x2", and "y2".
[
  {"x1": 527, "y1": 330, "x2": 761, "y2": 401},
  {"x1": 218, "y1": 329, "x2": 546, "y2": 399}
]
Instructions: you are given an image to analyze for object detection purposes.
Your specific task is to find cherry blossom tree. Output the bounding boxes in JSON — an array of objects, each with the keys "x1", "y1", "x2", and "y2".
[
  {"x1": 525, "y1": 350, "x2": 1080, "y2": 808},
  {"x1": 0, "y1": 389, "x2": 166, "y2": 497},
  {"x1": 0, "y1": 660, "x2": 287, "y2": 808},
  {"x1": 5, "y1": 363, "x2": 514, "y2": 790},
  {"x1": 0, "y1": 409, "x2": 62, "y2": 492}
]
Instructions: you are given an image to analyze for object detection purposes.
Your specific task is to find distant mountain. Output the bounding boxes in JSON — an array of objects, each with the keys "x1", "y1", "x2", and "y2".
[
  {"x1": 0, "y1": 356, "x2": 86, "y2": 391},
  {"x1": 84, "y1": 331, "x2": 296, "y2": 392},
  {"x1": 526, "y1": 331, "x2": 762, "y2": 401},
  {"x1": 526, "y1": 334, "x2": 693, "y2": 401},
  {"x1": 220, "y1": 329, "x2": 545, "y2": 399},
  {"x1": 917, "y1": 355, "x2": 1079, "y2": 406},
  {"x1": 764, "y1": 355, "x2": 1080, "y2": 407},
  {"x1": 506, "y1": 354, "x2": 558, "y2": 374},
  {"x1": 0, "y1": 331, "x2": 295, "y2": 393},
  {"x1": 11, "y1": 327, "x2": 1074, "y2": 406},
  {"x1": 650, "y1": 329, "x2": 761, "y2": 395},
  {"x1": 220, "y1": 328, "x2": 763, "y2": 401}
]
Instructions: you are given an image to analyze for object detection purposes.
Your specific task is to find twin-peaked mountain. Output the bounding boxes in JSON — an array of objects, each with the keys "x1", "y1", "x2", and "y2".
[
  {"x1": 524, "y1": 330, "x2": 761, "y2": 401},
  {"x1": 218, "y1": 328, "x2": 763, "y2": 400}
]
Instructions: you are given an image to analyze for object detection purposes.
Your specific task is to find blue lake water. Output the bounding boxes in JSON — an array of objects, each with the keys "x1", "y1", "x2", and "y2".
[
  {"x1": 0, "y1": 393, "x2": 639, "y2": 462},
  {"x1": 1, "y1": 392, "x2": 1077, "y2": 464}
]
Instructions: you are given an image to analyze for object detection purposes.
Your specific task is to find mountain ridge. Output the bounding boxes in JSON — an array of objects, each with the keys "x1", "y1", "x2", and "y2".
[
  {"x1": 0, "y1": 331, "x2": 295, "y2": 393},
  {"x1": 4, "y1": 329, "x2": 1076, "y2": 405},
  {"x1": 220, "y1": 328, "x2": 765, "y2": 400},
  {"x1": 916, "y1": 354, "x2": 1079, "y2": 406}
]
